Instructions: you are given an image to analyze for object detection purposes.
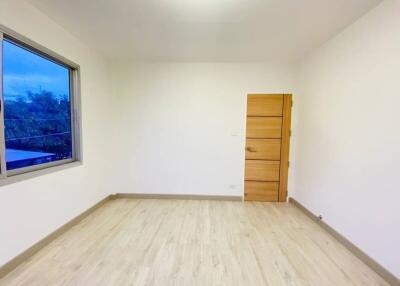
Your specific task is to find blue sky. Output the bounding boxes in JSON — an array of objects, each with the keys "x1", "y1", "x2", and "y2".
[{"x1": 2, "y1": 39, "x2": 70, "y2": 101}]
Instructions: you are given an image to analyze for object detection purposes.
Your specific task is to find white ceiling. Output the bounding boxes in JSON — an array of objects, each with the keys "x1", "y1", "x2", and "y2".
[{"x1": 28, "y1": 0, "x2": 382, "y2": 62}]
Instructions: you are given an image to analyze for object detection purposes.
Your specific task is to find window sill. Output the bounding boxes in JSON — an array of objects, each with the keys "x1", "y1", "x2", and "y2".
[{"x1": 0, "y1": 161, "x2": 83, "y2": 187}]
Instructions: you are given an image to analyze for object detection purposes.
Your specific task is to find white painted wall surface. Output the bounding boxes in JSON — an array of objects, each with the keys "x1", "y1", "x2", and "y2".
[
  {"x1": 110, "y1": 63, "x2": 296, "y2": 197},
  {"x1": 0, "y1": 0, "x2": 113, "y2": 266},
  {"x1": 294, "y1": 0, "x2": 400, "y2": 277}
]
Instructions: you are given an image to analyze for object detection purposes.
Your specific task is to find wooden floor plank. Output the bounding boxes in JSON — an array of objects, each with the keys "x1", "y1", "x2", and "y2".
[{"x1": 0, "y1": 199, "x2": 389, "y2": 286}]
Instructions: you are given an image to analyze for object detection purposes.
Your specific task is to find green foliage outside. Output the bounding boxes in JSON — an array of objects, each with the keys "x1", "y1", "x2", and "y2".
[{"x1": 4, "y1": 90, "x2": 72, "y2": 157}]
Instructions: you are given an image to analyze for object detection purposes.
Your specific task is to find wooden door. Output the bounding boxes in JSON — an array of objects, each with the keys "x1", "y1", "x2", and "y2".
[{"x1": 244, "y1": 94, "x2": 292, "y2": 202}]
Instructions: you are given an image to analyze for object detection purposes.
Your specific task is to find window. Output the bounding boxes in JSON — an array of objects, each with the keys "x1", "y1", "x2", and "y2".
[{"x1": 0, "y1": 28, "x2": 80, "y2": 178}]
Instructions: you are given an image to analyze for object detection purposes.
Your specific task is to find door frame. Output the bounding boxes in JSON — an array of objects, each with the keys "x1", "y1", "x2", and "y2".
[{"x1": 278, "y1": 94, "x2": 292, "y2": 202}]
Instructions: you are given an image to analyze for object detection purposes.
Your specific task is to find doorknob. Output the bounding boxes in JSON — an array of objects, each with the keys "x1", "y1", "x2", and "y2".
[{"x1": 246, "y1": 147, "x2": 256, "y2": 152}]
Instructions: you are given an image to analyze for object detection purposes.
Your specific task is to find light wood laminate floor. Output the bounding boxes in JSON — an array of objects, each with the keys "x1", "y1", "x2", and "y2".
[{"x1": 0, "y1": 199, "x2": 388, "y2": 286}]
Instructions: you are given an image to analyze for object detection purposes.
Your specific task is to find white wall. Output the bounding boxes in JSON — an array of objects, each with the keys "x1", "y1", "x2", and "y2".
[
  {"x1": 294, "y1": 0, "x2": 400, "y2": 277},
  {"x1": 0, "y1": 0, "x2": 113, "y2": 266},
  {"x1": 110, "y1": 63, "x2": 296, "y2": 197}
]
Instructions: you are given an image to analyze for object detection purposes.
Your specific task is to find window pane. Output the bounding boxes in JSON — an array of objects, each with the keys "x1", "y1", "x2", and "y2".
[{"x1": 2, "y1": 39, "x2": 73, "y2": 171}]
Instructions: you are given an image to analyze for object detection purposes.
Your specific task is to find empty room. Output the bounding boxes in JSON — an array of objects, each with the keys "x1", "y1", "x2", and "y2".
[{"x1": 0, "y1": 0, "x2": 399, "y2": 285}]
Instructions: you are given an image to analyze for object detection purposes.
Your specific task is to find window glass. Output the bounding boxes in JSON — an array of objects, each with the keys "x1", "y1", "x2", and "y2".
[{"x1": 2, "y1": 39, "x2": 73, "y2": 171}]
